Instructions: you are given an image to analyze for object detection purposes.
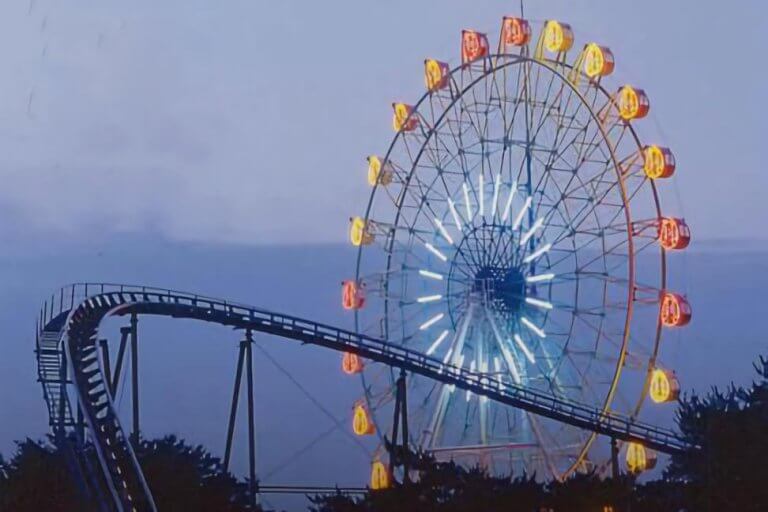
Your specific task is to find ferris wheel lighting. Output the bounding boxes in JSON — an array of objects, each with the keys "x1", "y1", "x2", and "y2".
[
  {"x1": 420, "y1": 313, "x2": 445, "y2": 331},
  {"x1": 525, "y1": 297, "x2": 554, "y2": 310},
  {"x1": 478, "y1": 174, "x2": 485, "y2": 217},
  {"x1": 447, "y1": 198, "x2": 463, "y2": 230},
  {"x1": 513, "y1": 334, "x2": 536, "y2": 364},
  {"x1": 426, "y1": 330, "x2": 450, "y2": 356},
  {"x1": 521, "y1": 317, "x2": 546, "y2": 338},
  {"x1": 512, "y1": 197, "x2": 533, "y2": 230},
  {"x1": 462, "y1": 182, "x2": 473, "y2": 220},
  {"x1": 526, "y1": 273, "x2": 556, "y2": 283},
  {"x1": 523, "y1": 243, "x2": 552, "y2": 264},
  {"x1": 417, "y1": 294, "x2": 442, "y2": 304},
  {"x1": 434, "y1": 218, "x2": 455, "y2": 245},
  {"x1": 520, "y1": 217, "x2": 545, "y2": 246},
  {"x1": 501, "y1": 181, "x2": 518, "y2": 221},
  {"x1": 490, "y1": 173, "x2": 501, "y2": 218},
  {"x1": 424, "y1": 243, "x2": 448, "y2": 262},
  {"x1": 457, "y1": 353, "x2": 466, "y2": 369},
  {"x1": 419, "y1": 269, "x2": 444, "y2": 280},
  {"x1": 442, "y1": 346, "x2": 455, "y2": 364}
]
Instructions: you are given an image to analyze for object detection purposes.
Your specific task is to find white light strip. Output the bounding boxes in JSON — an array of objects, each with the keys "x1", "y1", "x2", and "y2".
[
  {"x1": 491, "y1": 173, "x2": 501, "y2": 218},
  {"x1": 526, "y1": 273, "x2": 556, "y2": 283},
  {"x1": 457, "y1": 354, "x2": 466, "y2": 369},
  {"x1": 468, "y1": 359, "x2": 476, "y2": 399},
  {"x1": 493, "y1": 357, "x2": 503, "y2": 385},
  {"x1": 519, "y1": 217, "x2": 544, "y2": 246},
  {"x1": 501, "y1": 181, "x2": 518, "y2": 221},
  {"x1": 478, "y1": 174, "x2": 484, "y2": 217},
  {"x1": 417, "y1": 294, "x2": 442, "y2": 304},
  {"x1": 419, "y1": 269, "x2": 444, "y2": 280},
  {"x1": 442, "y1": 346, "x2": 454, "y2": 364},
  {"x1": 426, "y1": 330, "x2": 450, "y2": 355},
  {"x1": 462, "y1": 182, "x2": 472, "y2": 220},
  {"x1": 447, "y1": 198, "x2": 463, "y2": 230},
  {"x1": 434, "y1": 218, "x2": 454, "y2": 245},
  {"x1": 419, "y1": 313, "x2": 445, "y2": 330},
  {"x1": 425, "y1": 243, "x2": 448, "y2": 262},
  {"x1": 521, "y1": 317, "x2": 546, "y2": 338},
  {"x1": 513, "y1": 334, "x2": 536, "y2": 363},
  {"x1": 523, "y1": 243, "x2": 552, "y2": 264},
  {"x1": 525, "y1": 297, "x2": 554, "y2": 310},
  {"x1": 512, "y1": 196, "x2": 532, "y2": 230}
]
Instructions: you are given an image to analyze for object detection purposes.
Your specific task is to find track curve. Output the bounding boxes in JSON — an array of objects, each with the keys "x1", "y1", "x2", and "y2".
[{"x1": 36, "y1": 283, "x2": 693, "y2": 512}]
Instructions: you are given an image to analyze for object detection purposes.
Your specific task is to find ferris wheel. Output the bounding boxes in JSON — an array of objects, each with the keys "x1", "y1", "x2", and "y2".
[{"x1": 343, "y1": 15, "x2": 692, "y2": 483}]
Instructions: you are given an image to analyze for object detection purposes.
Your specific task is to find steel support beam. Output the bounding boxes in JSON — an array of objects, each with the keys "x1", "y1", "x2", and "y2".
[
  {"x1": 223, "y1": 339, "x2": 247, "y2": 472},
  {"x1": 130, "y1": 313, "x2": 140, "y2": 446},
  {"x1": 245, "y1": 330, "x2": 257, "y2": 505},
  {"x1": 111, "y1": 327, "x2": 130, "y2": 397}
]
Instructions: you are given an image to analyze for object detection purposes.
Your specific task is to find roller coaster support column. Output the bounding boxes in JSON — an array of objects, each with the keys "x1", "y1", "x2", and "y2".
[
  {"x1": 245, "y1": 329, "x2": 258, "y2": 505},
  {"x1": 111, "y1": 326, "x2": 130, "y2": 395},
  {"x1": 130, "y1": 313, "x2": 140, "y2": 446},
  {"x1": 610, "y1": 437, "x2": 620, "y2": 479},
  {"x1": 222, "y1": 329, "x2": 258, "y2": 506},
  {"x1": 389, "y1": 369, "x2": 410, "y2": 482}
]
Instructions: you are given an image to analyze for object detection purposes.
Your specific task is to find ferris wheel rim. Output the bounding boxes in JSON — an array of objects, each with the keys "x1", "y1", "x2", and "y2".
[{"x1": 354, "y1": 51, "x2": 666, "y2": 479}]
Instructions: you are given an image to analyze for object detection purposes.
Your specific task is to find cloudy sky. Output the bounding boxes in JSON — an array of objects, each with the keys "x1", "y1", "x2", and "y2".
[{"x1": 0, "y1": 0, "x2": 765, "y2": 245}]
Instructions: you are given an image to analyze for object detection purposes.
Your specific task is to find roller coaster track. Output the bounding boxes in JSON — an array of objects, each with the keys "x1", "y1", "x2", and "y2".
[{"x1": 35, "y1": 283, "x2": 694, "y2": 512}]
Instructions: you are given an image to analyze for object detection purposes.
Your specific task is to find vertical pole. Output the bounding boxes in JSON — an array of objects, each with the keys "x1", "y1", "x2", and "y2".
[
  {"x1": 245, "y1": 330, "x2": 257, "y2": 505},
  {"x1": 389, "y1": 380, "x2": 401, "y2": 477},
  {"x1": 99, "y1": 339, "x2": 112, "y2": 396},
  {"x1": 57, "y1": 340, "x2": 67, "y2": 439},
  {"x1": 399, "y1": 370, "x2": 409, "y2": 482},
  {"x1": 130, "y1": 313, "x2": 139, "y2": 446},
  {"x1": 111, "y1": 327, "x2": 130, "y2": 396},
  {"x1": 610, "y1": 437, "x2": 619, "y2": 480},
  {"x1": 223, "y1": 342, "x2": 246, "y2": 472},
  {"x1": 77, "y1": 405, "x2": 85, "y2": 444}
]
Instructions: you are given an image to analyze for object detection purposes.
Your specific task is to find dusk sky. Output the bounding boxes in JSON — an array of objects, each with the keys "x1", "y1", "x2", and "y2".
[
  {"x1": 0, "y1": 1, "x2": 764, "y2": 245},
  {"x1": 0, "y1": 2, "x2": 766, "y2": 509}
]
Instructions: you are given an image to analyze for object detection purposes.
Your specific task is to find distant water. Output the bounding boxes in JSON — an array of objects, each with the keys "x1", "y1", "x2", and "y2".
[{"x1": 0, "y1": 233, "x2": 765, "y2": 509}]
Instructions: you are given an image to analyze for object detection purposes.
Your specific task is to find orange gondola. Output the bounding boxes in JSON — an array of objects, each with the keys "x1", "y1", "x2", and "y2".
[
  {"x1": 342, "y1": 352, "x2": 364, "y2": 375},
  {"x1": 502, "y1": 17, "x2": 531, "y2": 47},
  {"x1": 658, "y1": 217, "x2": 691, "y2": 250},
  {"x1": 461, "y1": 30, "x2": 489, "y2": 63},
  {"x1": 660, "y1": 292, "x2": 692, "y2": 327},
  {"x1": 342, "y1": 280, "x2": 365, "y2": 310},
  {"x1": 583, "y1": 43, "x2": 615, "y2": 78}
]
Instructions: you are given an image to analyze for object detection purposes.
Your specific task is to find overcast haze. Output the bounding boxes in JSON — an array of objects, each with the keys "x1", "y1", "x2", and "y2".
[{"x1": 0, "y1": 1, "x2": 765, "y2": 245}]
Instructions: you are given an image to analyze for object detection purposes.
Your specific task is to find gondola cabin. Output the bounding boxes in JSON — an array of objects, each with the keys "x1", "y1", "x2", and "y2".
[
  {"x1": 502, "y1": 17, "x2": 531, "y2": 47},
  {"x1": 583, "y1": 43, "x2": 615, "y2": 78},
  {"x1": 649, "y1": 368, "x2": 681, "y2": 403},
  {"x1": 367, "y1": 155, "x2": 394, "y2": 187},
  {"x1": 370, "y1": 460, "x2": 390, "y2": 490},
  {"x1": 425, "y1": 59, "x2": 451, "y2": 91},
  {"x1": 353, "y1": 402, "x2": 375, "y2": 436},
  {"x1": 544, "y1": 20, "x2": 574, "y2": 53},
  {"x1": 342, "y1": 352, "x2": 364, "y2": 375},
  {"x1": 349, "y1": 217, "x2": 374, "y2": 246},
  {"x1": 660, "y1": 292, "x2": 692, "y2": 327},
  {"x1": 461, "y1": 30, "x2": 489, "y2": 63},
  {"x1": 618, "y1": 85, "x2": 650, "y2": 120},
  {"x1": 658, "y1": 217, "x2": 691, "y2": 250},
  {"x1": 342, "y1": 280, "x2": 365, "y2": 310},
  {"x1": 643, "y1": 145, "x2": 676, "y2": 179},
  {"x1": 626, "y1": 442, "x2": 657, "y2": 474},
  {"x1": 392, "y1": 103, "x2": 419, "y2": 132}
]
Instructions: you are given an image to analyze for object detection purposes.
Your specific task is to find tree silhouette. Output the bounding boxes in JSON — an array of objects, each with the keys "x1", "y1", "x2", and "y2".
[{"x1": 0, "y1": 435, "x2": 258, "y2": 512}]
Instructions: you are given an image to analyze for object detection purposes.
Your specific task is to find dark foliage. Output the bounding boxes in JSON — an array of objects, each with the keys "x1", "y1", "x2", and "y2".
[
  {"x1": 312, "y1": 355, "x2": 768, "y2": 512},
  {"x1": 0, "y1": 434, "x2": 258, "y2": 512}
]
